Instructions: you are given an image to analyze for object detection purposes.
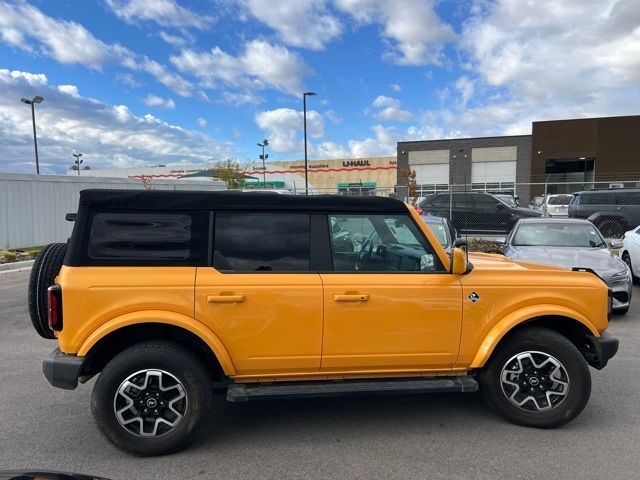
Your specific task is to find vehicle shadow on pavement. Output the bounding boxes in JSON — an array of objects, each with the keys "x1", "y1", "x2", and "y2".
[{"x1": 194, "y1": 391, "x2": 492, "y2": 449}]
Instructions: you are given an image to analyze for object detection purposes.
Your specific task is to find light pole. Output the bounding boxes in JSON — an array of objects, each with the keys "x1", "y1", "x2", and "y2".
[
  {"x1": 20, "y1": 95, "x2": 44, "y2": 174},
  {"x1": 303, "y1": 91, "x2": 316, "y2": 195},
  {"x1": 73, "y1": 153, "x2": 83, "y2": 175},
  {"x1": 257, "y1": 139, "x2": 269, "y2": 188}
]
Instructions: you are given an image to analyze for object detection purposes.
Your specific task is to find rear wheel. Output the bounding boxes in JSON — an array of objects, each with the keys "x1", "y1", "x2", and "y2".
[
  {"x1": 92, "y1": 341, "x2": 213, "y2": 456},
  {"x1": 622, "y1": 252, "x2": 639, "y2": 284},
  {"x1": 27, "y1": 243, "x2": 67, "y2": 339},
  {"x1": 479, "y1": 327, "x2": 591, "y2": 428}
]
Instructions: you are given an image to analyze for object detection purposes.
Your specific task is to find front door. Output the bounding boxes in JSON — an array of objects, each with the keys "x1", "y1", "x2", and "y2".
[
  {"x1": 321, "y1": 213, "x2": 462, "y2": 372},
  {"x1": 195, "y1": 212, "x2": 323, "y2": 376}
]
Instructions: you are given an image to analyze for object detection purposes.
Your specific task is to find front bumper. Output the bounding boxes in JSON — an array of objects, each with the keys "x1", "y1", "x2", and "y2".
[
  {"x1": 584, "y1": 331, "x2": 619, "y2": 369},
  {"x1": 43, "y1": 348, "x2": 86, "y2": 390}
]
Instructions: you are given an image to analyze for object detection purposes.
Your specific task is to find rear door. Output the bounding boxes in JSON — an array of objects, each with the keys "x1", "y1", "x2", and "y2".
[{"x1": 195, "y1": 212, "x2": 323, "y2": 377}]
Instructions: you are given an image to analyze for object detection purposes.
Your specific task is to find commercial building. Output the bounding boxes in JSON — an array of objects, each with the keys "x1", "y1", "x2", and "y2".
[
  {"x1": 396, "y1": 114, "x2": 640, "y2": 199},
  {"x1": 81, "y1": 157, "x2": 398, "y2": 194}
]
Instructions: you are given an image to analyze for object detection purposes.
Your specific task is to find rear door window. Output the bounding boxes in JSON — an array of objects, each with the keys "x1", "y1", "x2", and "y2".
[{"x1": 213, "y1": 213, "x2": 310, "y2": 272}]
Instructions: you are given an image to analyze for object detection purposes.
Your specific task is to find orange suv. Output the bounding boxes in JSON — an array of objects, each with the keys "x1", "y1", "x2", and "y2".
[{"x1": 29, "y1": 189, "x2": 618, "y2": 455}]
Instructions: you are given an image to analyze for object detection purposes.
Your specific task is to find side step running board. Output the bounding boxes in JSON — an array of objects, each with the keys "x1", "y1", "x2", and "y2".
[{"x1": 226, "y1": 375, "x2": 478, "y2": 402}]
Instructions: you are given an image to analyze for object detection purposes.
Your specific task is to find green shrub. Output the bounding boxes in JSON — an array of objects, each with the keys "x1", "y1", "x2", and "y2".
[{"x1": 3, "y1": 252, "x2": 18, "y2": 262}]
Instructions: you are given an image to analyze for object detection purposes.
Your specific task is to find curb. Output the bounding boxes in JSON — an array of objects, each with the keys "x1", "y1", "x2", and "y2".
[{"x1": 0, "y1": 260, "x2": 35, "y2": 273}]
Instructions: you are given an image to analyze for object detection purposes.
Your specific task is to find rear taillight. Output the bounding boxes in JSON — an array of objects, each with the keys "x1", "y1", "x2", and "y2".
[{"x1": 48, "y1": 285, "x2": 63, "y2": 332}]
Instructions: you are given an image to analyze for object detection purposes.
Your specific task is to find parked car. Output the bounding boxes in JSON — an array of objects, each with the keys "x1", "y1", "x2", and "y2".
[
  {"x1": 543, "y1": 194, "x2": 574, "y2": 217},
  {"x1": 0, "y1": 472, "x2": 110, "y2": 480},
  {"x1": 619, "y1": 226, "x2": 640, "y2": 284},
  {"x1": 499, "y1": 218, "x2": 632, "y2": 314},
  {"x1": 568, "y1": 188, "x2": 640, "y2": 237},
  {"x1": 420, "y1": 214, "x2": 457, "y2": 248},
  {"x1": 33, "y1": 189, "x2": 617, "y2": 455},
  {"x1": 420, "y1": 192, "x2": 542, "y2": 234}
]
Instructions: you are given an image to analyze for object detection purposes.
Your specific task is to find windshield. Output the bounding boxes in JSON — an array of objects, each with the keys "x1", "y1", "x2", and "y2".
[
  {"x1": 512, "y1": 223, "x2": 606, "y2": 247},
  {"x1": 495, "y1": 195, "x2": 516, "y2": 207},
  {"x1": 547, "y1": 195, "x2": 573, "y2": 205},
  {"x1": 423, "y1": 219, "x2": 450, "y2": 246}
]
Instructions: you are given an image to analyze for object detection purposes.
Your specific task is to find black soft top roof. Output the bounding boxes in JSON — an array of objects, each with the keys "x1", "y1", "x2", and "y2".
[{"x1": 79, "y1": 189, "x2": 407, "y2": 213}]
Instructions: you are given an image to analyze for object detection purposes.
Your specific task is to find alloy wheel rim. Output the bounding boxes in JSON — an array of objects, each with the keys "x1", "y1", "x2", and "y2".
[
  {"x1": 113, "y1": 369, "x2": 188, "y2": 437},
  {"x1": 499, "y1": 351, "x2": 570, "y2": 412}
]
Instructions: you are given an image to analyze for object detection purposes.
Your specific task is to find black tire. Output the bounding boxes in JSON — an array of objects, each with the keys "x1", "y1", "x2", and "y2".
[
  {"x1": 92, "y1": 341, "x2": 213, "y2": 456},
  {"x1": 479, "y1": 327, "x2": 591, "y2": 428},
  {"x1": 621, "y1": 252, "x2": 639, "y2": 284},
  {"x1": 27, "y1": 242, "x2": 68, "y2": 339}
]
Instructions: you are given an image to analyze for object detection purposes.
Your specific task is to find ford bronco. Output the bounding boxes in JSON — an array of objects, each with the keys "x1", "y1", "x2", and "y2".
[{"x1": 29, "y1": 189, "x2": 618, "y2": 455}]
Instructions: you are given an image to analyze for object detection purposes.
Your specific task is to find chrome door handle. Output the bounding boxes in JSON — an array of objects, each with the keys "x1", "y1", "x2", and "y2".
[
  {"x1": 207, "y1": 294, "x2": 245, "y2": 303},
  {"x1": 333, "y1": 294, "x2": 369, "y2": 302}
]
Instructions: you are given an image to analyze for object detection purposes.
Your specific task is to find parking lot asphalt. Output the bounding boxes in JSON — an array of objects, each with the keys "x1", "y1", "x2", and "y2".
[{"x1": 1, "y1": 269, "x2": 639, "y2": 480}]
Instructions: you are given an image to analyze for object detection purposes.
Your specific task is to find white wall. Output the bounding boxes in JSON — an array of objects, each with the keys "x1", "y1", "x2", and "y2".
[{"x1": 0, "y1": 173, "x2": 226, "y2": 249}]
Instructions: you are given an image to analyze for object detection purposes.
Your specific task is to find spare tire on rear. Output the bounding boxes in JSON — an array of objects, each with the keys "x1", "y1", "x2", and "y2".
[{"x1": 28, "y1": 243, "x2": 68, "y2": 339}]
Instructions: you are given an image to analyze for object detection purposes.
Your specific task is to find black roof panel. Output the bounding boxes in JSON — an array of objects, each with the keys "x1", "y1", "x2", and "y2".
[{"x1": 79, "y1": 189, "x2": 408, "y2": 213}]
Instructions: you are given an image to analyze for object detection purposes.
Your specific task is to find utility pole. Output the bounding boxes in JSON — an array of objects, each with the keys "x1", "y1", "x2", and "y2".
[
  {"x1": 20, "y1": 96, "x2": 44, "y2": 174},
  {"x1": 303, "y1": 91, "x2": 316, "y2": 195},
  {"x1": 257, "y1": 139, "x2": 269, "y2": 188}
]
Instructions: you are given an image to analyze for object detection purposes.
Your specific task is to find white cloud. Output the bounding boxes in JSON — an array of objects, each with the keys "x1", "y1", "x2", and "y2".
[
  {"x1": 335, "y1": 0, "x2": 455, "y2": 65},
  {"x1": 158, "y1": 31, "x2": 193, "y2": 48},
  {"x1": 219, "y1": 91, "x2": 264, "y2": 105},
  {"x1": 454, "y1": 76, "x2": 474, "y2": 106},
  {"x1": 171, "y1": 40, "x2": 306, "y2": 95},
  {"x1": 57, "y1": 84, "x2": 79, "y2": 96},
  {"x1": 0, "y1": 1, "x2": 193, "y2": 97},
  {"x1": 116, "y1": 73, "x2": 141, "y2": 88},
  {"x1": 0, "y1": 69, "x2": 230, "y2": 173},
  {"x1": 144, "y1": 94, "x2": 175, "y2": 108},
  {"x1": 240, "y1": 0, "x2": 342, "y2": 50},
  {"x1": 348, "y1": 124, "x2": 398, "y2": 157},
  {"x1": 255, "y1": 108, "x2": 324, "y2": 153},
  {"x1": 105, "y1": 0, "x2": 215, "y2": 29},
  {"x1": 0, "y1": 1, "x2": 115, "y2": 69},
  {"x1": 197, "y1": 117, "x2": 207, "y2": 127},
  {"x1": 371, "y1": 95, "x2": 412, "y2": 122},
  {"x1": 390, "y1": 83, "x2": 402, "y2": 92},
  {"x1": 312, "y1": 141, "x2": 349, "y2": 159}
]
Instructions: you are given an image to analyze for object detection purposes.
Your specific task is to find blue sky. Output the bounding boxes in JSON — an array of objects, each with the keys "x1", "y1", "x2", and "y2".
[{"x1": 1, "y1": 0, "x2": 639, "y2": 173}]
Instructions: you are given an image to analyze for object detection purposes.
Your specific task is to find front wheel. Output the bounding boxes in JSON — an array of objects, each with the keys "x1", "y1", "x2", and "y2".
[
  {"x1": 479, "y1": 327, "x2": 591, "y2": 428},
  {"x1": 92, "y1": 341, "x2": 213, "y2": 455}
]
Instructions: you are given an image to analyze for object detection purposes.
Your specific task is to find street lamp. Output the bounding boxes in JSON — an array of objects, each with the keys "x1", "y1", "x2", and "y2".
[
  {"x1": 20, "y1": 95, "x2": 44, "y2": 174},
  {"x1": 73, "y1": 153, "x2": 83, "y2": 175},
  {"x1": 257, "y1": 139, "x2": 269, "y2": 188},
  {"x1": 303, "y1": 91, "x2": 316, "y2": 195}
]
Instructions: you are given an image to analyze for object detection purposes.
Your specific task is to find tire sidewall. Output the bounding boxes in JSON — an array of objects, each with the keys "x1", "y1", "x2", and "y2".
[
  {"x1": 92, "y1": 344, "x2": 209, "y2": 456},
  {"x1": 481, "y1": 330, "x2": 591, "y2": 428}
]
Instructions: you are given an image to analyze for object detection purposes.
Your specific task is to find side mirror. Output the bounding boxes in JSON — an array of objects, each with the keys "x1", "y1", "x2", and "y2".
[
  {"x1": 451, "y1": 248, "x2": 473, "y2": 275},
  {"x1": 610, "y1": 240, "x2": 623, "y2": 249},
  {"x1": 495, "y1": 202, "x2": 506, "y2": 211},
  {"x1": 453, "y1": 238, "x2": 467, "y2": 248}
]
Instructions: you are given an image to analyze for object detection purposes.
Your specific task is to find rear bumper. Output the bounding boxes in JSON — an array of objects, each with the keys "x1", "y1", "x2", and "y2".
[
  {"x1": 43, "y1": 348, "x2": 85, "y2": 390},
  {"x1": 585, "y1": 331, "x2": 619, "y2": 370}
]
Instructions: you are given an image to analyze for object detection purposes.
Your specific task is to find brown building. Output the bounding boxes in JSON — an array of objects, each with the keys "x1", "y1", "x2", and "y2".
[{"x1": 531, "y1": 115, "x2": 640, "y2": 182}]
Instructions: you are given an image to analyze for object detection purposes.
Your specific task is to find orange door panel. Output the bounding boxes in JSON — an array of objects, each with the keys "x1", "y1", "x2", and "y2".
[
  {"x1": 195, "y1": 268, "x2": 323, "y2": 375},
  {"x1": 320, "y1": 273, "x2": 462, "y2": 372}
]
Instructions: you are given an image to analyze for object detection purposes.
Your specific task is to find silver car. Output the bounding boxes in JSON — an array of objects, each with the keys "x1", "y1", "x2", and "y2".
[{"x1": 499, "y1": 218, "x2": 632, "y2": 314}]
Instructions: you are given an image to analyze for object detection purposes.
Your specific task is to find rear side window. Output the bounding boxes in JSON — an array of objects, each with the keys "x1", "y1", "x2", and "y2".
[
  {"x1": 213, "y1": 213, "x2": 310, "y2": 272},
  {"x1": 87, "y1": 211, "x2": 208, "y2": 264}
]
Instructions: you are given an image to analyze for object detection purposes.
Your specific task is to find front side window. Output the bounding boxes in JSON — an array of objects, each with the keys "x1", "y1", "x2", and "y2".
[
  {"x1": 329, "y1": 214, "x2": 442, "y2": 272},
  {"x1": 213, "y1": 213, "x2": 310, "y2": 272}
]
